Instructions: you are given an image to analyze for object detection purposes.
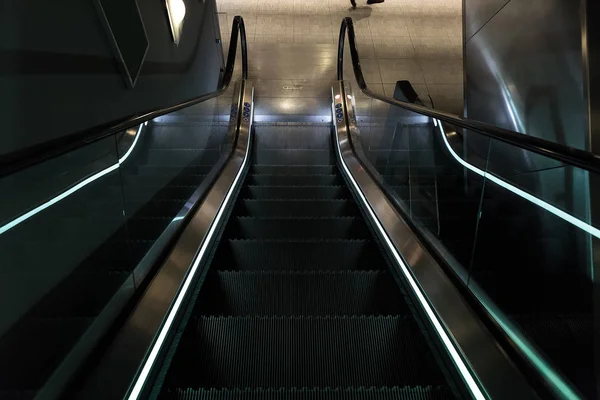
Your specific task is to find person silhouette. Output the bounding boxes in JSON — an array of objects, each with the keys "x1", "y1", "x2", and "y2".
[{"x1": 350, "y1": 0, "x2": 384, "y2": 7}]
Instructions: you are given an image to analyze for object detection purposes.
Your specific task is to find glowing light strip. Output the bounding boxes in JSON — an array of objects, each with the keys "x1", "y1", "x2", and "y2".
[
  {"x1": 0, "y1": 124, "x2": 144, "y2": 236},
  {"x1": 437, "y1": 121, "x2": 582, "y2": 399},
  {"x1": 119, "y1": 124, "x2": 144, "y2": 164},
  {"x1": 334, "y1": 119, "x2": 486, "y2": 400},
  {"x1": 127, "y1": 106, "x2": 252, "y2": 400},
  {"x1": 437, "y1": 122, "x2": 600, "y2": 239}
]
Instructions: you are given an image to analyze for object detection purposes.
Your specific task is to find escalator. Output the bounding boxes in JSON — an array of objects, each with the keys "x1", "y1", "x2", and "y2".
[
  {"x1": 154, "y1": 123, "x2": 454, "y2": 398},
  {"x1": 3, "y1": 14, "x2": 599, "y2": 400}
]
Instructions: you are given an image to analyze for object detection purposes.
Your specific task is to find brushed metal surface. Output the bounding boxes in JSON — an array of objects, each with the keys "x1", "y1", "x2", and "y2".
[
  {"x1": 465, "y1": 0, "x2": 587, "y2": 151},
  {"x1": 334, "y1": 80, "x2": 539, "y2": 400},
  {"x1": 74, "y1": 80, "x2": 253, "y2": 400},
  {"x1": 463, "y1": 0, "x2": 592, "y2": 289},
  {"x1": 464, "y1": 0, "x2": 509, "y2": 40}
]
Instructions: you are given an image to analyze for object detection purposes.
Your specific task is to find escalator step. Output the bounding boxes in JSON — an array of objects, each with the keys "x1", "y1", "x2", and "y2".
[
  {"x1": 253, "y1": 149, "x2": 332, "y2": 165},
  {"x1": 137, "y1": 165, "x2": 215, "y2": 177},
  {"x1": 227, "y1": 217, "x2": 370, "y2": 239},
  {"x1": 146, "y1": 149, "x2": 221, "y2": 166},
  {"x1": 237, "y1": 199, "x2": 358, "y2": 217},
  {"x1": 248, "y1": 174, "x2": 341, "y2": 186},
  {"x1": 213, "y1": 239, "x2": 386, "y2": 271},
  {"x1": 195, "y1": 270, "x2": 407, "y2": 316},
  {"x1": 164, "y1": 316, "x2": 446, "y2": 389},
  {"x1": 242, "y1": 186, "x2": 349, "y2": 200},
  {"x1": 253, "y1": 126, "x2": 331, "y2": 150},
  {"x1": 162, "y1": 386, "x2": 452, "y2": 400},
  {"x1": 252, "y1": 165, "x2": 336, "y2": 175}
]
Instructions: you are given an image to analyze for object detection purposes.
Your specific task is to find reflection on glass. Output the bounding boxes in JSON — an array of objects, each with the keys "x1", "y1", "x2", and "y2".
[
  {"x1": 464, "y1": 133, "x2": 596, "y2": 398},
  {"x1": 436, "y1": 120, "x2": 595, "y2": 398},
  {"x1": 0, "y1": 136, "x2": 132, "y2": 395},
  {"x1": 346, "y1": 70, "x2": 596, "y2": 395},
  {"x1": 351, "y1": 93, "x2": 485, "y2": 269},
  {"x1": 118, "y1": 100, "x2": 231, "y2": 282},
  {"x1": 0, "y1": 90, "x2": 236, "y2": 396}
]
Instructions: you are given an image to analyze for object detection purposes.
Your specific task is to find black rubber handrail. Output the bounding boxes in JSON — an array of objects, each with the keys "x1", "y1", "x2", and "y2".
[
  {"x1": 337, "y1": 17, "x2": 600, "y2": 174},
  {"x1": 0, "y1": 16, "x2": 248, "y2": 178}
]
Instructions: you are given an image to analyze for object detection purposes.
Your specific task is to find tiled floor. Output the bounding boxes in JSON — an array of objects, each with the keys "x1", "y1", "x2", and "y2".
[{"x1": 218, "y1": 0, "x2": 463, "y2": 115}]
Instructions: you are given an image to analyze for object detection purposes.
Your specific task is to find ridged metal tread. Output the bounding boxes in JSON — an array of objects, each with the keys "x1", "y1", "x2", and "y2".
[
  {"x1": 137, "y1": 165, "x2": 216, "y2": 176},
  {"x1": 162, "y1": 386, "x2": 452, "y2": 400},
  {"x1": 237, "y1": 199, "x2": 359, "y2": 217},
  {"x1": 212, "y1": 239, "x2": 386, "y2": 271},
  {"x1": 164, "y1": 316, "x2": 447, "y2": 389},
  {"x1": 251, "y1": 165, "x2": 337, "y2": 175},
  {"x1": 247, "y1": 174, "x2": 342, "y2": 186},
  {"x1": 242, "y1": 186, "x2": 350, "y2": 200},
  {"x1": 227, "y1": 217, "x2": 370, "y2": 240},
  {"x1": 194, "y1": 270, "x2": 409, "y2": 316},
  {"x1": 253, "y1": 149, "x2": 333, "y2": 165}
]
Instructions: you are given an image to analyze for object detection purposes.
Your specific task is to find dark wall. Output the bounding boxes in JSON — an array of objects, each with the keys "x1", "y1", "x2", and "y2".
[{"x1": 0, "y1": 0, "x2": 223, "y2": 156}]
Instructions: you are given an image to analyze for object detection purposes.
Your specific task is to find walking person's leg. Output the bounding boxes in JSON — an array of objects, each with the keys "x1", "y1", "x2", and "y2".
[{"x1": 350, "y1": 0, "x2": 357, "y2": 8}]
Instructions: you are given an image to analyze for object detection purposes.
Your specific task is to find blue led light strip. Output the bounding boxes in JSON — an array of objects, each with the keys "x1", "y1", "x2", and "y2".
[
  {"x1": 333, "y1": 105, "x2": 486, "y2": 400},
  {"x1": 0, "y1": 124, "x2": 144, "y2": 236},
  {"x1": 127, "y1": 99, "x2": 252, "y2": 400},
  {"x1": 437, "y1": 122, "x2": 600, "y2": 239}
]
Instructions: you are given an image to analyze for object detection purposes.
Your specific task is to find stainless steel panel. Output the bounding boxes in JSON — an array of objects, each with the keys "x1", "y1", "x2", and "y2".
[
  {"x1": 465, "y1": 0, "x2": 587, "y2": 151},
  {"x1": 74, "y1": 81, "x2": 253, "y2": 400},
  {"x1": 464, "y1": 0, "x2": 510, "y2": 40},
  {"x1": 464, "y1": 0, "x2": 591, "y2": 276},
  {"x1": 335, "y1": 80, "x2": 539, "y2": 400}
]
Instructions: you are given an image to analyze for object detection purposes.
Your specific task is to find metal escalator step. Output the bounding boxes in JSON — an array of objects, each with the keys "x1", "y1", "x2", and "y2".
[
  {"x1": 162, "y1": 386, "x2": 452, "y2": 400},
  {"x1": 227, "y1": 217, "x2": 370, "y2": 239},
  {"x1": 137, "y1": 165, "x2": 215, "y2": 177},
  {"x1": 252, "y1": 165, "x2": 336, "y2": 175},
  {"x1": 146, "y1": 149, "x2": 221, "y2": 166},
  {"x1": 243, "y1": 186, "x2": 349, "y2": 200},
  {"x1": 253, "y1": 125, "x2": 332, "y2": 150},
  {"x1": 248, "y1": 174, "x2": 341, "y2": 186},
  {"x1": 164, "y1": 316, "x2": 446, "y2": 389},
  {"x1": 253, "y1": 149, "x2": 333, "y2": 165},
  {"x1": 237, "y1": 199, "x2": 358, "y2": 217},
  {"x1": 213, "y1": 239, "x2": 386, "y2": 271},
  {"x1": 195, "y1": 270, "x2": 407, "y2": 316}
]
